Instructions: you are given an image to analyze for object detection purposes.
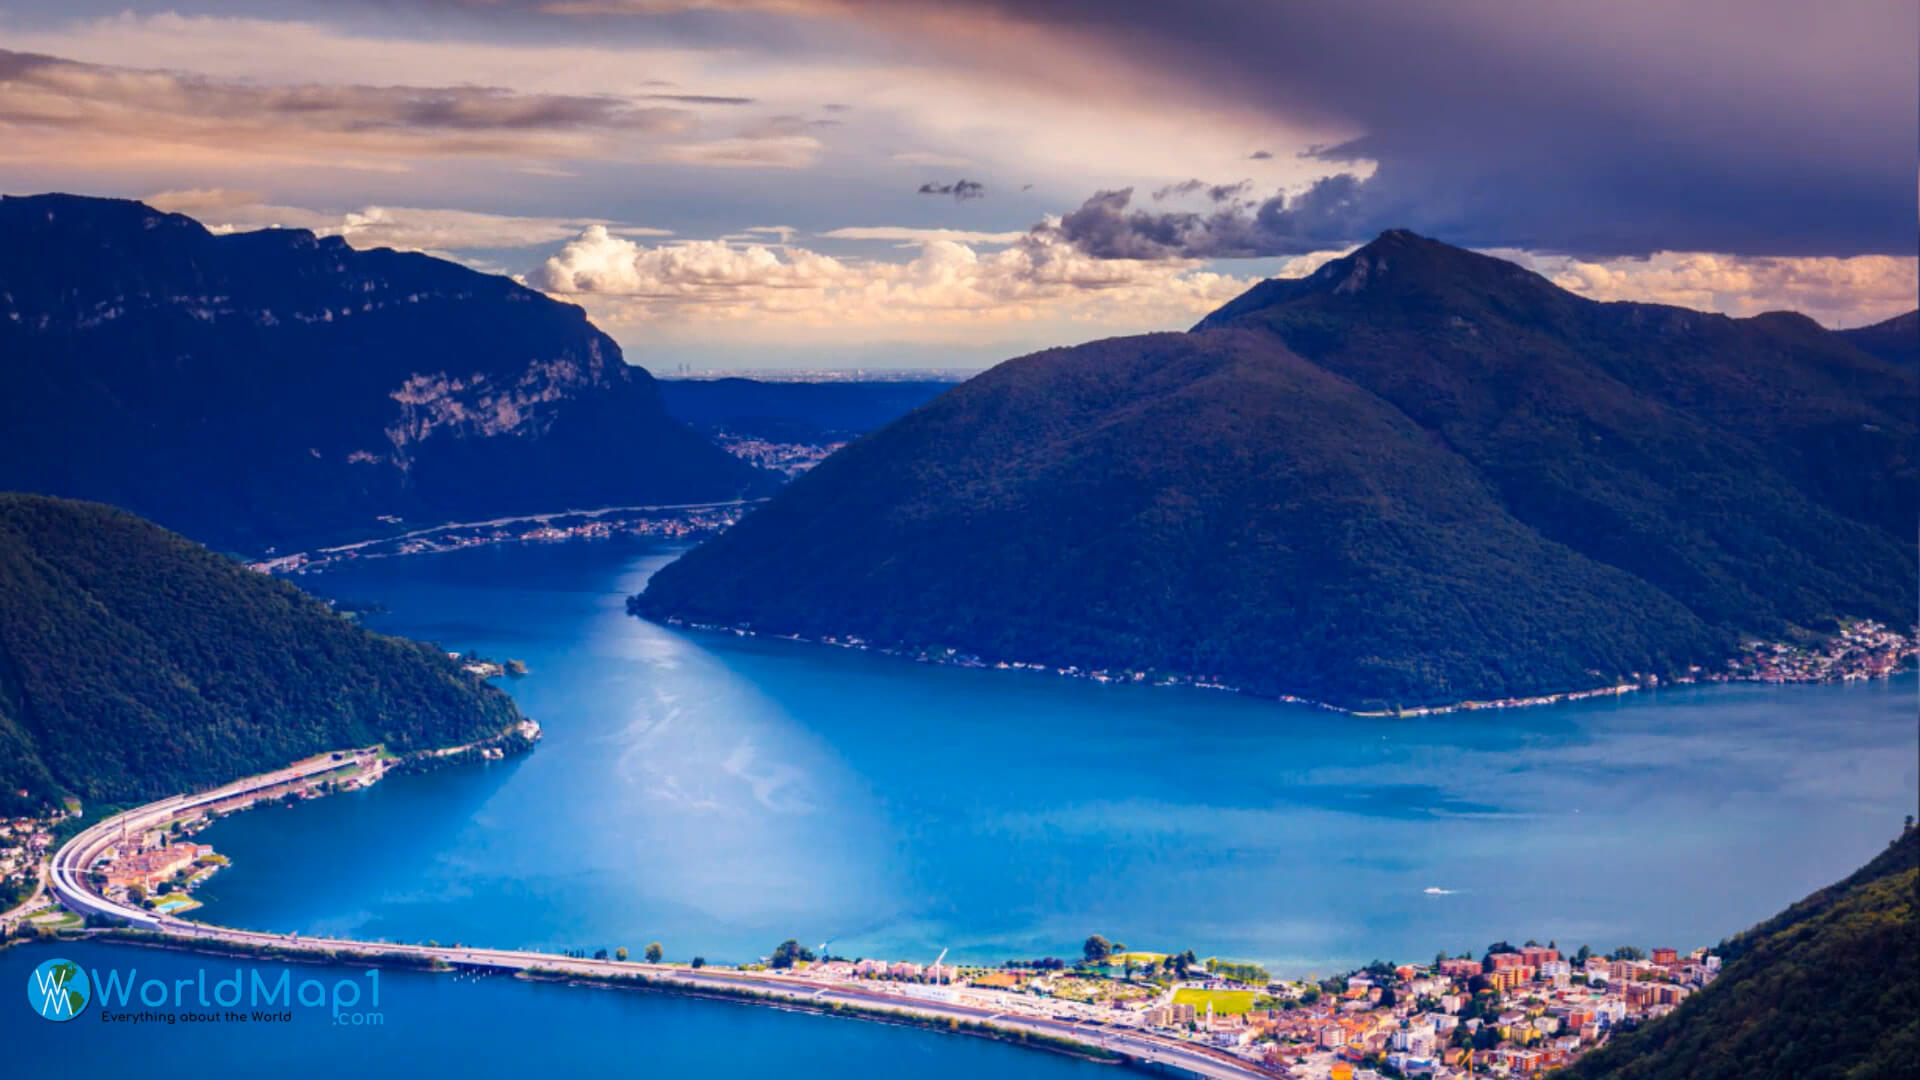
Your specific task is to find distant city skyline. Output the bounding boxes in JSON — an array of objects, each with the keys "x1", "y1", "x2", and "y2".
[{"x1": 1, "y1": 0, "x2": 1912, "y2": 370}]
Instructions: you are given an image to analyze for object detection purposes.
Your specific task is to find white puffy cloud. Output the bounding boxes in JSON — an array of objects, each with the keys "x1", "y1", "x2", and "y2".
[
  {"x1": 1501, "y1": 250, "x2": 1919, "y2": 329},
  {"x1": 528, "y1": 223, "x2": 1255, "y2": 342}
]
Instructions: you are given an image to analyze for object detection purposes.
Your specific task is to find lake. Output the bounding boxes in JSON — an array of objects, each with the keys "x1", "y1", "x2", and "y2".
[
  {"x1": 3, "y1": 939, "x2": 1115, "y2": 1076},
  {"x1": 185, "y1": 538, "x2": 1915, "y2": 976}
]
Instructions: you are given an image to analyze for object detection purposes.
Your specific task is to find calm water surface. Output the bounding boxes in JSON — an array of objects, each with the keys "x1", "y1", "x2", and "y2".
[
  {"x1": 5, "y1": 940, "x2": 1111, "y2": 1076},
  {"x1": 186, "y1": 539, "x2": 1916, "y2": 975}
]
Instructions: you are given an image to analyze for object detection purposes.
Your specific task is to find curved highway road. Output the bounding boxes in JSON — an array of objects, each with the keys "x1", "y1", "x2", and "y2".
[{"x1": 52, "y1": 769, "x2": 1276, "y2": 1080}]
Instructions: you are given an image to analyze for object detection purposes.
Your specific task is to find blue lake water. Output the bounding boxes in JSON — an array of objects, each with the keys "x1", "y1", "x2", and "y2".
[
  {"x1": 4, "y1": 939, "x2": 1111, "y2": 1076},
  {"x1": 180, "y1": 538, "x2": 1914, "y2": 975}
]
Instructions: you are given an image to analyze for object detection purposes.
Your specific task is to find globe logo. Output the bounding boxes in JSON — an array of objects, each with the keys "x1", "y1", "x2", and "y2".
[{"x1": 28, "y1": 957, "x2": 90, "y2": 1021}]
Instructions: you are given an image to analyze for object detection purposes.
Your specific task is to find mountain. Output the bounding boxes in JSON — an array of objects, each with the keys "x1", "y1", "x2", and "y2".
[
  {"x1": 0, "y1": 193, "x2": 769, "y2": 556},
  {"x1": 632, "y1": 231, "x2": 1916, "y2": 710},
  {"x1": 658, "y1": 377, "x2": 959, "y2": 444},
  {"x1": 1563, "y1": 826, "x2": 1917, "y2": 1080},
  {"x1": 1840, "y1": 310, "x2": 1918, "y2": 371},
  {"x1": 0, "y1": 494, "x2": 525, "y2": 816}
]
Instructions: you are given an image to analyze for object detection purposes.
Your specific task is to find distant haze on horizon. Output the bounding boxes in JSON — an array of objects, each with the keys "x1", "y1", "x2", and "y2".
[{"x1": 1, "y1": 0, "x2": 1913, "y2": 371}]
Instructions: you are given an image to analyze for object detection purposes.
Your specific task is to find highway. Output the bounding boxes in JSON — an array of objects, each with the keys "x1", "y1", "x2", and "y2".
[{"x1": 50, "y1": 762, "x2": 1278, "y2": 1079}]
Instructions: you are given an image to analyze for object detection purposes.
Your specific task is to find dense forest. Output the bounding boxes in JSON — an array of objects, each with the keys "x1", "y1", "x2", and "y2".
[
  {"x1": 0, "y1": 495, "x2": 525, "y2": 815},
  {"x1": 0, "y1": 194, "x2": 769, "y2": 557},
  {"x1": 635, "y1": 231, "x2": 1917, "y2": 710},
  {"x1": 1839, "y1": 310, "x2": 1919, "y2": 371},
  {"x1": 1563, "y1": 826, "x2": 1917, "y2": 1080}
]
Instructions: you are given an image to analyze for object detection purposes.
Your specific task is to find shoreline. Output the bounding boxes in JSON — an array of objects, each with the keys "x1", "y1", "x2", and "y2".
[
  {"x1": 51, "y1": 933, "x2": 1134, "y2": 1071},
  {"x1": 646, "y1": 614, "x2": 1919, "y2": 719},
  {"x1": 250, "y1": 501, "x2": 1914, "y2": 721},
  {"x1": 41, "y1": 754, "x2": 1268, "y2": 1080}
]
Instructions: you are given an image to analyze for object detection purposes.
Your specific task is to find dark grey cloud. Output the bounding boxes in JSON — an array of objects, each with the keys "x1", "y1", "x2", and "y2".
[
  {"x1": 447, "y1": 0, "x2": 1910, "y2": 258},
  {"x1": 1151, "y1": 178, "x2": 1251, "y2": 203},
  {"x1": 915, "y1": 0, "x2": 1918, "y2": 257},
  {"x1": 641, "y1": 93, "x2": 756, "y2": 105},
  {"x1": 1051, "y1": 178, "x2": 1365, "y2": 258},
  {"x1": 1247, "y1": 150, "x2": 1274, "y2": 161},
  {"x1": 919, "y1": 178, "x2": 987, "y2": 201}
]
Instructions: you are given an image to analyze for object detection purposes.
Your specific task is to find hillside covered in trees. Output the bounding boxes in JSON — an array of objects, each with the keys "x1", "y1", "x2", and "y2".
[
  {"x1": 0, "y1": 495, "x2": 525, "y2": 815},
  {"x1": 1564, "y1": 826, "x2": 1917, "y2": 1080},
  {"x1": 635, "y1": 231, "x2": 1917, "y2": 710},
  {"x1": 0, "y1": 194, "x2": 770, "y2": 556}
]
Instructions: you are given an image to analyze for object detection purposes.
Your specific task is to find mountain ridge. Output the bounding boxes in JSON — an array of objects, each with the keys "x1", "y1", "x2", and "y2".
[
  {"x1": 1561, "y1": 826, "x2": 1917, "y2": 1080},
  {"x1": 0, "y1": 193, "x2": 771, "y2": 556},
  {"x1": 0, "y1": 494, "x2": 526, "y2": 816},
  {"x1": 634, "y1": 230, "x2": 1916, "y2": 711}
]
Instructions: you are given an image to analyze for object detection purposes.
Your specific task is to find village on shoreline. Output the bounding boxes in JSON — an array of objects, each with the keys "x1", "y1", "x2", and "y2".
[{"x1": 655, "y1": 612, "x2": 1918, "y2": 719}]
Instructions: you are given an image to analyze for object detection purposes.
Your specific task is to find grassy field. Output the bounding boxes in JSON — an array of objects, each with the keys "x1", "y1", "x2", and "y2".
[{"x1": 1172, "y1": 987, "x2": 1258, "y2": 1015}]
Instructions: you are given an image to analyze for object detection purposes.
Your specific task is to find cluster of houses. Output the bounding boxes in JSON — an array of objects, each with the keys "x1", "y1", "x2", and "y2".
[
  {"x1": 1730, "y1": 618, "x2": 1916, "y2": 683},
  {"x1": 1167, "y1": 945, "x2": 1719, "y2": 1078},
  {"x1": 711, "y1": 432, "x2": 847, "y2": 476},
  {"x1": 817, "y1": 958, "x2": 961, "y2": 983},
  {"x1": 0, "y1": 813, "x2": 57, "y2": 880},
  {"x1": 101, "y1": 839, "x2": 215, "y2": 892}
]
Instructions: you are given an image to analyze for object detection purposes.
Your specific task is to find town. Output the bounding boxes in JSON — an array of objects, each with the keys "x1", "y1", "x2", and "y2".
[
  {"x1": 0, "y1": 743, "x2": 1776, "y2": 1080},
  {"x1": 658, "y1": 615, "x2": 1918, "y2": 719},
  {"x1": 710, "y1": 431, "x2": 848, "y2": 476},
  {"x1": 249, "y1": 504, "x2": 751, "y2": 576},
  {"x1": 747, "y1": 936, "x2": 1719, "y2": 1079}
]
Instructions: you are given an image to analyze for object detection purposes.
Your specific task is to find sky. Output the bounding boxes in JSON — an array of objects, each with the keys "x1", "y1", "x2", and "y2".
[{"x1": 2, "y1": 1, "x2": 1914, "y2": 371}]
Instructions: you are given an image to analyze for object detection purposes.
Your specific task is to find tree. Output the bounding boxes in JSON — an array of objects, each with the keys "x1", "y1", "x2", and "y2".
[
  {"x1": 691, "y1": 956, "x2": 706, "y2": 969},
  {"x1": 1573, "y1": 944, "x2": 1593, "y2": 967},
  {"x1": 1083, "y1": 934, "x2": 1113, "y2": 964},
  {"x1": 615, "y1": 947, "x2": 628, "y2": 961},
  {"x1": 1609, "y1": 946, "x2": 1646, "y2": 961},
  {"x1": 593, "y1": 948, "x2": 609, "y2": 960},
  {"x1": 770, "y1": 939, "x2": 814, "y2": 969},
  {"x1": 645, "y1": 942, "x2": 664, "y2": 964}
]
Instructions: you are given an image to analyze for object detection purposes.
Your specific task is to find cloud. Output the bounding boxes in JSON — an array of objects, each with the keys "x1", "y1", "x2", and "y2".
[
  {"x1": 143, "y1": 189, "x2": 673, "y2": 252},
  {"x1": 1248, "y1": 150, "x2": 1274, "y2": 160},
  {"x1": 1506, "y1": 250, "x2": 1920, "y2": 330},
  {"x1": 1151, "y1": 178, "x2": 1252, "y2": 203},
  {"x1": 526, "y1": 222, "x2": 1254, "y2": 340},
  {"x1": 450, "y1": 0, "x2": 1916, "y2": 257},
  {"x1": 818, "y1": 226, "x2": 1026, "y2": 244},
  {"x1": 891, "y1": 151, "x2": 975, "y2": 168},
  {"x1": 663, "y1": 135, "x2": 823, "y2": 167},
  {"x1": 640, "y1": 93, "x2": 756, "y2": 104},
  {"x1": 1050, "y1": 179, "x2": 1370, "y2": 258},
  {"x1": 0, "y1": 47, "x2": 695, "y2": 169},
  {"x1": 917, "y1": 178, "x2": 987, "y2": 201}
]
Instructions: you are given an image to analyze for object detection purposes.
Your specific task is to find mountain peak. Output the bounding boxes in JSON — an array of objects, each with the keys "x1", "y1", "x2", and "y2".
[
  {"x1": 1193, "y1": 229, "x2": 1548, "y2": 332},
  {"x1": 0, "y1": 191, "x2": 207, "y2": 239}
]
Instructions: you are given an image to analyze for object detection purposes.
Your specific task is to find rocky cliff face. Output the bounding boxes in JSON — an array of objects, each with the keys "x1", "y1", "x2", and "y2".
[{"x1": 0, "y1": 193, "x2": 769, "y2": 554}]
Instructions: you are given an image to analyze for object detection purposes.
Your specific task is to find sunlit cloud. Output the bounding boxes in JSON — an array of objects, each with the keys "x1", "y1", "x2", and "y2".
[
  {"x1": 1507, "y1": 250, "x2": 1920, "y2": 330},
  {"x1": 142, "y1": 189, "x2": 675, "y2": 252},
  {"x1": 526, "y1": 223, "x2": 1255, "y2": 343},
  {"x1": 0, "y1": 47, "x2": 698, "y2": 170}
]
